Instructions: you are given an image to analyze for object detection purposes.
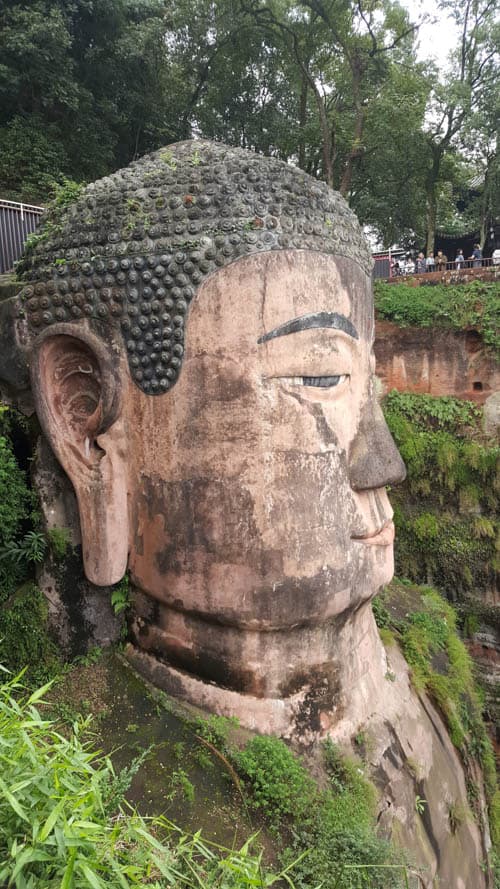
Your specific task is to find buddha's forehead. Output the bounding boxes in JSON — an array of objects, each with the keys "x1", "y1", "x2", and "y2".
[
  {"x1": 17, "y1": 140, "x2": 372, "y2": 395},
  {"x1": 186, "y1": 251, "x2": 373, "y2": 352}
]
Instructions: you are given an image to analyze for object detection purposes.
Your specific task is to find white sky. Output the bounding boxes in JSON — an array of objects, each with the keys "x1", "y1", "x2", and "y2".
[{"x1": 406, "y1": 0, "x2": 460, "y2": 70}]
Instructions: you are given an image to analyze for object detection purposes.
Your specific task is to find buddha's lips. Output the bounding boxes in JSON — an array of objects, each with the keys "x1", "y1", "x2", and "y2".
[{"x1": 352, "y1": 521, "x2": 395, "y2": 547}]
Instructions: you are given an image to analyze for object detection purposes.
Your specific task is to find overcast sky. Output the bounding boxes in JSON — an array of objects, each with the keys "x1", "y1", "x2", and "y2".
[{"x1": 407, "y1": 0, "x2": 460, "y2": 70}]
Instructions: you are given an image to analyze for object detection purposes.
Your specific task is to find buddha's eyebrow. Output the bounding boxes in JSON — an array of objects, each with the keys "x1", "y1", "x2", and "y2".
[{"x1": 257, "y1": 312, "x2": 358, "y2": 344}]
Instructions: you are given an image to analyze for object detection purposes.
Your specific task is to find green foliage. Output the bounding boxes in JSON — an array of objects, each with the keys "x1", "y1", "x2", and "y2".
[
  {"x1": 0, "y1": 115, "x2": 69, "y2": 203},
  {"x1": 0, "y1": 672, "x2": 294, "y2": 888},
  {"x1": 0, "y1": 585, "x2": 59, "y2": 682},
  {"x1": 110, "y1": 574, "x2": 130, "y2": 616},
  {"x1": 375, "y1": 280, "x2": 500, "y2": 355},
  {"x1": 235, "y1": 734, "x2": 404, "y2": 888},
  {"x1": 383, "y1": 391, "x2": 482, "y2": 436},
  {"x1": 0, "y1": 530, "x2": 46, "y2": 565},
  {"x1": 383, "y1": 392, "x2": 499, "y2": 598},
  {"x1": 0, "y1": 407, "x2": 60, "y2": 682},
  {"x1": 51, "y1": 177, "x2": 84, "y2": 208},
  {"x1": 414, "y1": 796, "x2": 427, "y2": 815},
  {"x1": 47, "y1": 526, "x2": 72, "y2": 560},
  {"x1": 382, "y1": 582, "x2": 498, "y2": 822},
  {"x1": 234, "y1": 736, "x2": 317, "y2": 827},
  {"x1": 104, "y1": 747, "x2": 152, "y2": 816},
  {"x1": 371, "y1": 596, "x2": 391, "y2": 630},
  {"x1": 193, "y1": 713, "x2": 239, "y2": 751},
  {"x1": 169, "y1": 768, "x2": 195, "y2": 804},
  {"x1": 0, "y1": 434, "x2": 32, "y2": 556}
]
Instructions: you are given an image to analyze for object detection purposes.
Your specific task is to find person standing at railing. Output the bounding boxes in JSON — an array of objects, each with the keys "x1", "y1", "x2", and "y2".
[
  {"x1": 426, "y1": 252, "x2": 435, "y2": 272},
  {"x1": 455, "y1": 249, "x2": 465, "y2": 269},
  {"x1": 415, "y1": 252, "x2": 426, "y2": 274},
  {"x1": 470, "y1": 244, "x2": 482, "y2": 267},
  {"x1": 435, "y1": 250, "x2": 448, "y2": 271},
  {"x1": 492, "y1": 247, "x2": 500, "y2": 266}
]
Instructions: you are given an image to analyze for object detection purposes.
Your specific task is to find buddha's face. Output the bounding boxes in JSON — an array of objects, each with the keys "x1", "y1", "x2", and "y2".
[
  {"x1": 31, "y1": 249, "x2": 405, "y2": 695},
  {"x1": 124, "y1": 250, "x2": 405, "y2": 627}
]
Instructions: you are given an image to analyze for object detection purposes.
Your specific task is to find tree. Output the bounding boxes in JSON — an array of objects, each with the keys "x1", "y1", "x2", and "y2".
[
  {"x1": 422, "y1": 0, "x2": 499, "y2": 253},
  {"x1": 238, "y1": 0, "x2": 420, "y2": 196}
]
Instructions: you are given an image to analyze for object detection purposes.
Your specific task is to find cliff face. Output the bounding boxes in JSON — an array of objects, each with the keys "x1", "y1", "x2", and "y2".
[
  {"x1": 30, "y1": 439, "x2": 494, "y2": 888},
  {"x1": 374, "y1": 320, "x2": 500, "y2": 404}
]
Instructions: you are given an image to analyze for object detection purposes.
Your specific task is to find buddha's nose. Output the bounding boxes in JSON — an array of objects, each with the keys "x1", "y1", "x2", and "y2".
[{"x1": 348, "y1": 398, "x2": 406, "y2": 491}]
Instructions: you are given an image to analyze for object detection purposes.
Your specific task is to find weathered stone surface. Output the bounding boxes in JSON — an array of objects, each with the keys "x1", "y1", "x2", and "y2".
[
  {"x1": 483, "y1": 391, "x2": 500, "y2": 435},
  {"x1": 374, "y1": 319, "x2": 500, "y2": 404},
  {"x1": 16, "y1": 141, "x2": 372, "y2": 397},
  {"x1": 33, "y1": 436, "x2": 121, "y2": 656},
  {"x1": 1, "y1": 141, "x2": 493, "y2": 886}
]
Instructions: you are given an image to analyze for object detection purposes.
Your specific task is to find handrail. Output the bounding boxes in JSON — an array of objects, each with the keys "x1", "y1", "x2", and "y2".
[{"x1": 0, "y1": 198, "x2": 44, "y2": 213}]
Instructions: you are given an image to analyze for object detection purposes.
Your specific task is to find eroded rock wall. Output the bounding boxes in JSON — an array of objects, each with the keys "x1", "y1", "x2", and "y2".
[{"x1": 374, "y1": 320, "x2": 500, "y2": 404}]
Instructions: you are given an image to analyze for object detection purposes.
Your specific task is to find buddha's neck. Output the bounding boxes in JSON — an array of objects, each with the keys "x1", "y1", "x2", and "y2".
[{"x1": 130, "y1": 590, "x2": 388, "y2": 741}]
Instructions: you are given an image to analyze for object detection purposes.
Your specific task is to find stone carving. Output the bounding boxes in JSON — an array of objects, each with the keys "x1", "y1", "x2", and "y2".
[
  {"x1": 17, "y1": 141, "x2": 371, "y2": 396},
  {"x1": 12, "y1": 140, "x2": 411, "y2": 738},
  {"x1": 0, "y1": 143, "x2": 493, "y2": 886}
]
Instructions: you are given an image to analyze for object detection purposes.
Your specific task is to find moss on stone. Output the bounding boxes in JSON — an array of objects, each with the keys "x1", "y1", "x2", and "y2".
[
  {"x1": 375, "y1": 279, "x2": 500, "y2": 356},
  {"x1": 377, "y1": 580, "x2": 498, "y2": 850}
]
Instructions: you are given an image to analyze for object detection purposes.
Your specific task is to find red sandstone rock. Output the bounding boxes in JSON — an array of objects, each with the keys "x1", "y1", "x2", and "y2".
[{"x1": 374, "y1": 320, "x2": 500, "y2": 404}]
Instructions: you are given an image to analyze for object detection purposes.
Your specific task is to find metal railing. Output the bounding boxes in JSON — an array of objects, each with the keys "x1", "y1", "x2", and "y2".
[
  {"x1": 389, "y1": 257, "x2": 495, "y2": 278},
  {"x1": 0, "y1": 198, "x2": 44, "y2": 275}
]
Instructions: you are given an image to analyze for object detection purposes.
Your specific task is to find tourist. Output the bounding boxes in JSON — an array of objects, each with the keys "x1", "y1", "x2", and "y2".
[
  {"x1": 470, "y1": 244, "x2": 482, "y2": 267},
  {"x1": 415, "y1": 252, "x2": 426, "y2": 274},
  {"x1": 426, "y1": 252, "x2": 435, "y2": 272},
  {"x1": 455, "y1": 249, "x2": 465, "y2": 269},
  {"x1": 435, "y1": 250, "x2": 448, "y2": 271},
  {"x1": 492, "y1": 247, "x2": 500, "y2": 266}
]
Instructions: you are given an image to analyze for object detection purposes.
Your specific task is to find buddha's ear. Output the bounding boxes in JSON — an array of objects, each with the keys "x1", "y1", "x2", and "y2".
[{"x1": 30, "y1": 325, "x2": 128, "y2": 585}]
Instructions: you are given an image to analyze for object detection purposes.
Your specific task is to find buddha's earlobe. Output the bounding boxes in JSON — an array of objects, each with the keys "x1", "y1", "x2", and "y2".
[{"x1": 30, "y1": 325, "x2": 129, "y2": 585}]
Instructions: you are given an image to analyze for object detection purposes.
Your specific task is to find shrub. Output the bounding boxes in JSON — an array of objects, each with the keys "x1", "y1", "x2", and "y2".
[
  {"x1": 235, "y1": 734, "x2": 405, "y2": 888},
  {"x1": 383, "y1": 392, "x2": 499, "y2": 598},
  {"x1": 374, "y1": 279, "x2": 500, "y2": 354},
  {"x1": 0, "y1": 671, "x2": 294, "y2": 888},
  {"x1": 234, "y1": 735, "x2": 317, "y2": 828},
  {"x1": 0, "y1": 585, "x2": 59, "y2": 681}
]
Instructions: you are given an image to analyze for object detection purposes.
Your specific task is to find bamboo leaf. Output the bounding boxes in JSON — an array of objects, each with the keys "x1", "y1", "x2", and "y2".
[
  {"x1": 0, "y1": 777, "x2": 29, "y2": 821},
  {"x1": 77, "y1": 862, "x2": 106, "y2": 889},
  {"x1": 60, "y1": 848, "x2": 76, "y2": 889},
  {"x1": 40, "y1": 798, "x2": 66, "y2": 842}
]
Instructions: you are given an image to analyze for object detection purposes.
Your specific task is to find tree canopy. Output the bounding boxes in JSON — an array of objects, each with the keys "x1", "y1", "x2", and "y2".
[{"x1": 0, "y1": 0, "x2": 498, "y2": 249}]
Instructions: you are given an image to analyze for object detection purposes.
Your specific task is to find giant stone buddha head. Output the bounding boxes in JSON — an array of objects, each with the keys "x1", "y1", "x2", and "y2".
[{"x1": 13, "y1": 141, "x2": 406, "y2": 736}]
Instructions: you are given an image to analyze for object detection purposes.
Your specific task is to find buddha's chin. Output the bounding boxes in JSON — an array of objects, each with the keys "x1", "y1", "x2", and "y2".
[{"x1": 365, "y1": 544, "x2": 395, "y2": 599}]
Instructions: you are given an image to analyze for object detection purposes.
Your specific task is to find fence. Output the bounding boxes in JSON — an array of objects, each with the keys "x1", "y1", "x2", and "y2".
[
  {"x1": 390, "y1": 257, "x2": 495, "y2": 278},
  {"x1": 0, "y1": 199, "x2": 44, "y2": 275},
  {"x1": 374, "y1": 254, "x2": 496, "y2": 280}
]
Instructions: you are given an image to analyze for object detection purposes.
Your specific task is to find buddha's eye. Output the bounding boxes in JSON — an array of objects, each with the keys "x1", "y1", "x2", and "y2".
[
  {"x1": 273, "y1": 373, "x2": 350, "y2": 390},
  {"x1": 301, "y1": 374, "x2": 348, "y2": 388}
]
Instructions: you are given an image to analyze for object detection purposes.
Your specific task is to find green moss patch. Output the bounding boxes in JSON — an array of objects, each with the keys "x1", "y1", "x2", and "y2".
[
  {"x1": 374, "y1": 279, "x2": 500, "y2": 355},
  {"x1": 234, "y1": 735, "x2": 404, "y2": 888},
  {"x1": 383, "y1": 392, "x2": 499, "y2": 597},
  {"x1": 376, "y1": 581, "x2": 498, "y2": 846}
]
